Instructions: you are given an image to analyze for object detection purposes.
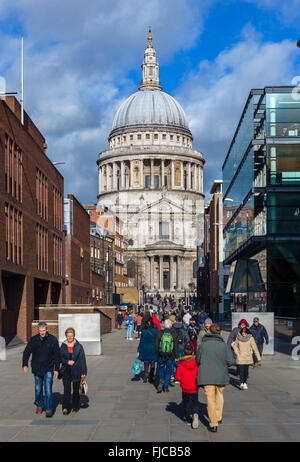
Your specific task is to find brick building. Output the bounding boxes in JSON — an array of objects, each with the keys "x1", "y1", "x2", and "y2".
[
  {"x1": 0, "y1": 96, "x2": 64, "y2": 343},
  {"x1": 84, "y1": 204, "x2": 128, "y2": 294}
]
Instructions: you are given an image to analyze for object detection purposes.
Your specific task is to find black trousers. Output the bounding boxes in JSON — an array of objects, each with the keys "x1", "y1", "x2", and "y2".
[
  {"x1": 253, "y1": 343, "x2": 263, "y2": 364},
  {"x1": 182, "y1": 391, "x2": 198, "y2": 421},
  {"x1": 62, "y1": 367, "x2": 80, "y2": 410},
  {"x1": 239, "y1": 364, "x2": 249, "y2": 383}
]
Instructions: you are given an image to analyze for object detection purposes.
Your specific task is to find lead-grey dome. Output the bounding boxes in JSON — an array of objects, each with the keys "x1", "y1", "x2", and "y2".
[{"x1": 111, "y1": 89, "x2": 190, "y2": 132}]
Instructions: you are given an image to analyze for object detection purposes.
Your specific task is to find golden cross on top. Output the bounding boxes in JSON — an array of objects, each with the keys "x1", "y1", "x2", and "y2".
[{"x1": 147, "y1": 26, "x2": 153, "y2": 48}]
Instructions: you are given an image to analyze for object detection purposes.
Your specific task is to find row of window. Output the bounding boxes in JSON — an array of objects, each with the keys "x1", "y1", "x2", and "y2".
[
  {"x1": 4, "y1": 134, "x2": 22, "y2": 202},
  {"x1": 5, "y1": 203, "x2": 23, "y2": 265},
  {"x1": 111, "y1": 132, "x2": 191, "y2": 147},
  {"x1": 36, "y1": 168, "x2": 48, "y2": 220}
]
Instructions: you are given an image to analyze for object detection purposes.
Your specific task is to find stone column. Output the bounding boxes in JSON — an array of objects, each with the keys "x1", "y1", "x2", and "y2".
[
  {"x1": 178, "y1": 256, "x2": 182, "y2": 289},
  {"x1": 161, "y1": 159, "x2": 165, "y2": 187},
  {"x1": 151, "y1": 159, "x2": 154, "y2": 189},
  {"x1": 180, "y1": 162, "x2": 184, "y2": 189},
  {"x1": 149, "y1": 256, "x2": 154, "y2": 289},
  {"x1": 107, "y1": 164, "x2": 112, "y2": 191},
  {"x1": 171, "y1": 160, "x2": 174, "y2": 189},
  {"x1": 113, "y1": 162, "x2": 117, "y2": 190},
  {"x1": 120, "y1": 161, "x2": 125, "y2": 189},
  {"x1": 140, "y1": 159, "x2": 144, "y2": 188},
  {"x1": 130, "y1": 160, "x2": 134, "y2": 188},
  {"x1": 99, "y1": 166, "x2": 102, "y2": 194},
  {"x1": 159, "y1": 256, "x2": 164, "y2": 291},
  {"x1": 193, "y1": 164, "x2": 197, "y2": 192},
  {"x1": 187, "y1": 162, "x2": 191, "y2": 190},
  {"x1": 170, "y1": 256, "x2": 174, "y2": 291}
]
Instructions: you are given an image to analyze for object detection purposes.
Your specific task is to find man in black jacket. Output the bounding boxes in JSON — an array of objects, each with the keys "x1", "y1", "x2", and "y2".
[
  {"x1": 22, "y1": 322, "x2": 60, "y2": 417},
  {"x1": 250, "y1": 317, "x2": 269, "y2": 366}
]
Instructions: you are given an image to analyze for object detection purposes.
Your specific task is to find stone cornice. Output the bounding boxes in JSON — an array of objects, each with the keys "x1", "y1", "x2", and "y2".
[
  {"x1": 108, "y1": 123, "x2": 192, "y2": 140},
  {"x1": 97, "y1": 146, "x2": 205, "y2": 164}
]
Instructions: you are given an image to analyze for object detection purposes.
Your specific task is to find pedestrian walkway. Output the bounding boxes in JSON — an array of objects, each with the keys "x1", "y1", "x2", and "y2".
[{"x1": 0, "y1": 327, "x2": 300, "y2": 442}]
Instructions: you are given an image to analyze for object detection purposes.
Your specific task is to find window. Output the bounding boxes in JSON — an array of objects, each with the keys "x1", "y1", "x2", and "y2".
[
  {"x1": 177, "y1": 136, "x2": 180, "y2": 142},
  {"x1": 159, "y1": 221, "x2": 169, "y2": 239},
  {"x1": 170, "y1": 135, "x2": 174, "y2": 141},
  {"x1": 146, "y1": 134, "x2": 150, "y2": 140},
  {"x1": 130, "y1": 135, "x2": 133, "y2": 141},
  {"x1": 162, "y1": 134, "x2": 166, "y2": 140},
  {"x1": 123, "y1": 136, "x2": 126, "y2": 141},
  {"x1": 127, "y1": 260, "x2": 135, "y2": 278},
  {"x1": 138, "y1": 134, "x2": 141, "y2": 140},
  {"x1": 154, "y1": 134, "x2": 158, "y2": 140}
]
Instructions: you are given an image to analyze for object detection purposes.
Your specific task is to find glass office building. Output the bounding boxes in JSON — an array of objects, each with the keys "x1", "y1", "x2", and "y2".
[{"x1": 223, "y1": 87, "x2": 300, "y2": 317}]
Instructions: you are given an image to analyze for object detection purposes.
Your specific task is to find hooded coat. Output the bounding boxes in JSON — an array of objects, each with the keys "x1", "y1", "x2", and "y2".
[
  {"x1": 137, "y1": 327, "x2": 158, "y2": 362},
  {"x1": 233, "y1": 333, "x2": 261, "y2": 365},
  {"x1": 175, "y1": 356, "x2": 199, "y2": 393},
  {"x1": 196, "y1": 333, "x2": 235, "y2": 386}
]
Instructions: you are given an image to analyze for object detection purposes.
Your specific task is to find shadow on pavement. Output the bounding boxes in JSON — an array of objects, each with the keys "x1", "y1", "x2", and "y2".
[{"x1": 165, "y1": 400, "x2": 209, "y2": 427}]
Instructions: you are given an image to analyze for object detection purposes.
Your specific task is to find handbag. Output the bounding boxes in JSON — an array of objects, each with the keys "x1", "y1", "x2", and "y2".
[
  {"x1": 131, "y1": 356, "x2": 143, "y2": 375},
  {"x1": 79, "y1": 377, "x2": 88, "y2": 396},
  {"x1": 57, "y1": 365, "x2": 66, "y2": 380}
]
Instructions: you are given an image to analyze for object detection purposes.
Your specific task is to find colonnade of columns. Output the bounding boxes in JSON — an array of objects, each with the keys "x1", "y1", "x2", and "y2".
[
  {"x1": 148, "y1": 255, "x2": 184, "y2": 291},
  {"x1": 99, "y1": 158, "x2": 203, "y2": 194}
]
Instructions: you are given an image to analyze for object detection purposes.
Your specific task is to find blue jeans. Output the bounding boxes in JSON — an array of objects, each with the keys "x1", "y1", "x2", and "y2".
[
  {"x1": 126, "y1": 324, "x2": 133, "y2": 339},
  {"x1": 158, "y1": 358, "x2": 174, "y2": 390},
  {"x1": 34, "y1": 372, "x2": 54, "y2": 411}
]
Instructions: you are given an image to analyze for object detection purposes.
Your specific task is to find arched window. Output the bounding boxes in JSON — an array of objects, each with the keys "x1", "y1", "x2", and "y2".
[{"x1": 127, "y1": 260, "x2": 136, "y2": 278}]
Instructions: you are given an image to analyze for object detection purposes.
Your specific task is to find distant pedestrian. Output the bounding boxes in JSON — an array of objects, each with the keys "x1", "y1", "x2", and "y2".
[
  {"x1": 22, "y1": 322, "x2": 60, "y2": 417},
  {"x1": 197, "y1": 317, "x2": 212, "y2": 348},
  {"x1": 137, "y1": 318, "x2": 158, "y2": 384},
  {"x1": 117, "y1": 311, "x2": 124, "y2": 330},
  {"x1": 250, "y1": 317, "x2": 269, "y2": 366},
  {"x1": 175, "y1": 344, "x2": 199, "y2": 428},
  {"x1": 196, "y1": 324, "x2": 235, "y2": 432},
  {"x1": 188, "y1": 319, "x2": 199, "y2": 352},
  {"x1": 233, "y1": 327, "x2": 261, "y2": 390},
  {"x1": 183, "y1": 311, "x2": 192, "y2": 329},
  {"x1": 60, "y1": 328, "x2": 87, "y2": 414},
  {"x1": 136, "y1": 312, "x2": 143, "y2": 338},
  {"x1": 156, "y1": 319, "x2": 179, "y2": 393},
  {"x1": 126, "y1": 312, "x2": 134, "y2": 340},
  {"x1": 152, "y1": 312, "x2": 161, "y2": 331}
]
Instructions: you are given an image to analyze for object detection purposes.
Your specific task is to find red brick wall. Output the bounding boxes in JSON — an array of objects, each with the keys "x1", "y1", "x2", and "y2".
[{"x1": 0, "y1": 97, "x2": 64, "y2": 342}]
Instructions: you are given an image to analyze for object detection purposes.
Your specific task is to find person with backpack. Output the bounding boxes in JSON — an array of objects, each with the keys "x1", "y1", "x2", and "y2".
[
  {"x1": 155, "y1": 319, "x2": 179, "y2": 393},
  {"x1": 188, "y1": 319, "x2": 200, "y2": 352},
  {"x1": 171, "y1": 314, "x2": 190, "y2": 358},
  {"x1": 175, "y1": 343, "x2": 199, "y2": 428},
  {"x1": 137, "y1": 317, "x2": 158, "y2": 384}
]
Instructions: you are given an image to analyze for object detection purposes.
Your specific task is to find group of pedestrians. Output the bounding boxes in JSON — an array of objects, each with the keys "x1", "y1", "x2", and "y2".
[
  {"x1": 133, "y1": 306, "x2": 269, "y2": 432},
  {"x1": 22, "y1": 322, "x2": 87, "y2": 417}
]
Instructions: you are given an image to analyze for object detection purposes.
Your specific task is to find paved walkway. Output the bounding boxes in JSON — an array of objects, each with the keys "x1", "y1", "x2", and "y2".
[{"x1": 0, "y1": 328, "x2": 300, "y2": 442}]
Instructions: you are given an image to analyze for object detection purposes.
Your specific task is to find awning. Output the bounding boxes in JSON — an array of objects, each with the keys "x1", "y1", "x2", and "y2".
[{"x1": 225, "y1": 259, "x2": 266, "y2": 293}]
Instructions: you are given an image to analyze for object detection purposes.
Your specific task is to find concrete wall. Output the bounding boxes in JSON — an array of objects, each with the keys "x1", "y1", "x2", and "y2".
[
  {"x1": 59, "y1": 313, "x2": 101, "y2": 355},
  {"x1": 232, "y1": 312, "x2": 274, "y2": 355}
]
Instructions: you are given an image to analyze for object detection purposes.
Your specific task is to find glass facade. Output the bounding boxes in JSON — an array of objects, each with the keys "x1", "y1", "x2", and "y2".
[{"x1": 223, "y1": 87, "x2": 300, "y2": 318}]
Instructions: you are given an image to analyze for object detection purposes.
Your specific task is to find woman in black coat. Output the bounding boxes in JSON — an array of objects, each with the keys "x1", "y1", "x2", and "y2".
[{"x1": 60, "y1": 327, "x2": 87, "y2": 414}]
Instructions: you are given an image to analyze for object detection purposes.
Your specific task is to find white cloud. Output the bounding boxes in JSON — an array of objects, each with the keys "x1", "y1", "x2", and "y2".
[
  {"x1": 0, "y1": 0, "x2": 213, "y2": 202},
  {"x1": 176, "y1": 27, "x2": 300, "y2": 197}
]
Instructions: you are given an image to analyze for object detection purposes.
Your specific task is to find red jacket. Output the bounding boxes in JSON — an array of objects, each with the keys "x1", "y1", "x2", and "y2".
[
  {"x1": 152, "y1": 315, "x2": 161, "y2": 331},
  {"x1": 175, "y1": 356, "x2": 199, "y2": 393}
]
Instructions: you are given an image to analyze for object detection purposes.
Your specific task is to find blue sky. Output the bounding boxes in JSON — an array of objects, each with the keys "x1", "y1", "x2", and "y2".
[{"x1": 0, "y1": 0, "x2": 300, "y2": 203}]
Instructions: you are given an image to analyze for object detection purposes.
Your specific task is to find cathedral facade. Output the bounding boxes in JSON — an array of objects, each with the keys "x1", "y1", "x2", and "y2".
[{"x1": 97, "y1": 29, "x2": 205, "y2": 297}]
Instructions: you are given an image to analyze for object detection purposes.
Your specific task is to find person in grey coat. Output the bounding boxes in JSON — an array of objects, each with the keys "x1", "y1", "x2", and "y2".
[{"x1": 196, "y1": 324, "x2": 235, "y2": 432}]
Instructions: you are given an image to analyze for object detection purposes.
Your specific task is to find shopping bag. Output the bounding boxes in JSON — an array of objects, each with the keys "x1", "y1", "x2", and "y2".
[{"x1": 131, "y1": 356, "x2": 143, "y2": 375}]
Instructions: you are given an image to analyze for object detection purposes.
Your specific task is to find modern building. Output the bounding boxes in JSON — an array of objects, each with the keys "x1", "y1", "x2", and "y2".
[
  {"x1": 96, "y1": 28, "x2": 205, "y2": 297},
  {"x1": 0, "y1": 96, "x2": 64, "y2": 342},
  {"x1": 223, "y1": 86, "x2": 300, "y2": 318}
]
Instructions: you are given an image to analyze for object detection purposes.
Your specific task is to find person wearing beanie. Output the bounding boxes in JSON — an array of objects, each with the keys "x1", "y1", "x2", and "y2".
[
  {"x1": 197, "y1": 317, "x2": 212, "y2": 347},
  {"x1": 175, "y1": 344, "x2": 199, "y2": 429},
  {"x1": 227, "y1": 319, "x2": 249, "y2": 377},
  {"x1": 250, "y1": 317, "x2": 269, "y2": 366},
  {"x1": 233, "y1": 327, "x2": 261, "y2": 389}
]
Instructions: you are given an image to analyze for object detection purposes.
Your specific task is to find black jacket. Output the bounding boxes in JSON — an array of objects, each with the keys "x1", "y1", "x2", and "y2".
[
  {"x1": 155, "y1": 328, "x2": 179, "y2": 360},
  {"x1": 250, "y1": 323, "x2": 268, "y2": 345},
  {"x1": 60, "y1": 339, "x2": 87, "y2": 382},
  {"x1": 171, "y1": 322, "x2": 190, "y2": 347},
  {"x1": 22, "y1": 333, "x2": 60, "y2": 376}
]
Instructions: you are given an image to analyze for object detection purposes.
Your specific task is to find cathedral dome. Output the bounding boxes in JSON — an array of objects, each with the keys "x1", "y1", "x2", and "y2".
[{"x1": 111, "y1": 89, "x2": 190, "y2": 132}]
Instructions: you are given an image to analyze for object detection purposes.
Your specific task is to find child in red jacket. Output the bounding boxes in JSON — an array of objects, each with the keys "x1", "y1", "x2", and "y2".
[{"x1": 175, "y1": 344, "x2": 199, "y2": 429}]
